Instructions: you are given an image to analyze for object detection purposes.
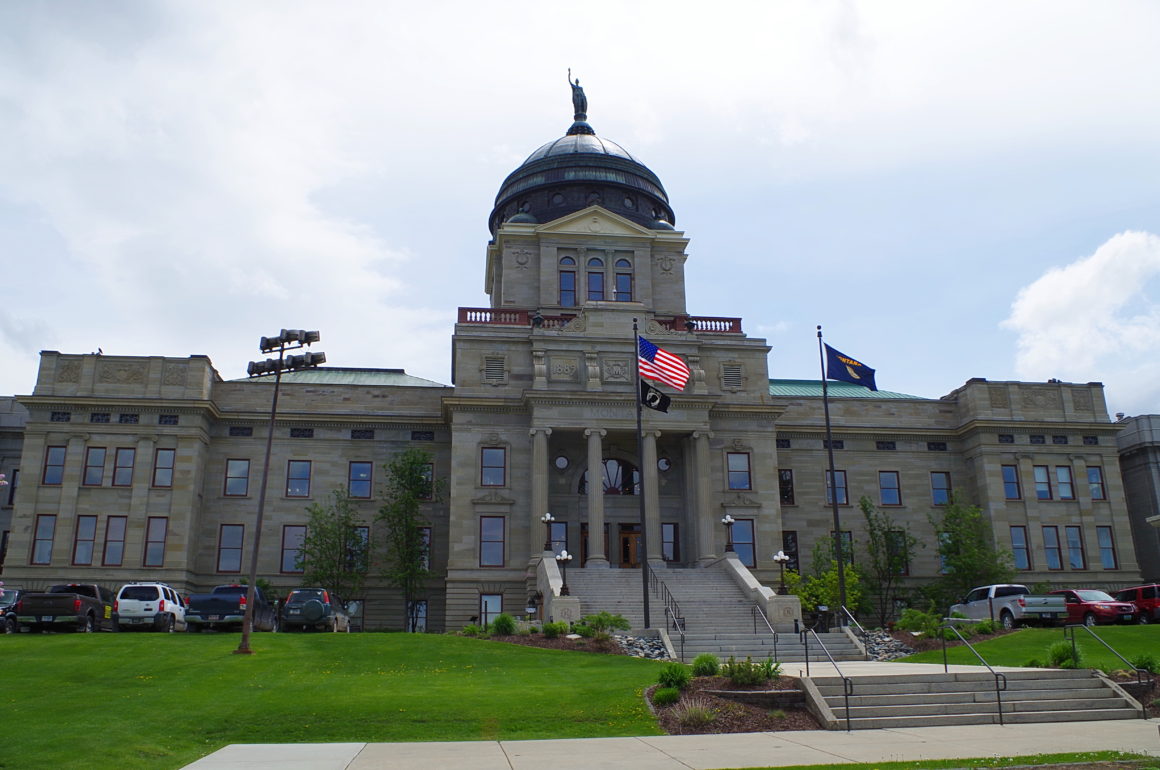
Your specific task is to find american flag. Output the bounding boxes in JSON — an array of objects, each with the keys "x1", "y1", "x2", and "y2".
[{"x1": 638, "y1": 337, "x2": 691, "y2": 391}]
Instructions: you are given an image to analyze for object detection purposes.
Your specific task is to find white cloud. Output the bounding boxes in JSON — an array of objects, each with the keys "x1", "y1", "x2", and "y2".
[{"x1": 1003, "y1": 231, "x2": 1160, "y2": 414}]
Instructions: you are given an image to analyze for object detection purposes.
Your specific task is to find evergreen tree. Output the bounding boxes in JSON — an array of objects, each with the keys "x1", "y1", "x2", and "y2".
[{"x1": 378, "y1": 448, "x2": 436, "y2": 632}]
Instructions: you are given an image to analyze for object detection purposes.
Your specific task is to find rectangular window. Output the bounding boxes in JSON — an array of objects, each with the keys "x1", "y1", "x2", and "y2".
[
  {"x1": 144, "y1": 516, "x2": 167, "y2": 567},
  {"x1": 5, "y1": 468, "x2": 17, "y2": 505},
  {"x1": 32, "y1": 514, "x2": 56, "y2": 564},
  {"x1": 419, "y1": 463, "x2": 434, "y2": 501},
  {"x1": 480, "y1": 594, "x2": 502, "y2": 627},
  {"x1": 559, "y1": 270, "x2": 576, "y2": 307},
  {"x1": 153, "y1": 448, "x2": 175, "y2": 488},
  {"x1": 480, "y1": 516, "x2": 505, "y2": 567},
  {"x1": 998, "y1": 434, "x2": 1014, "y2": 444},
  {"x1": 824, "y1": 470, "x2": 848, "y2": 505},
  {"x1": 217, "y1": 524, "x2": 244, "y2": 572},
  {"x1": 72, "y1": 515, "x2": 98, "y2": 566},
  {"x1": 113, "y1": 448, "x2": 135, "y2": 487},
  {"x1": 1030, "y1": 435, "x2": 1045, "y2": 444},
  {"x1": 1043, "y1": 526, "x2": 1063, "y2": 570},
  {"x1": 549, "y1": 521, "x2": 567, "y2": 555},
  {"x1": 348, "y1": 526, "x2": 370, "y2": 573},
  {"x1": 831, "y1": 530, "x2": 854, "y2": 565},
  {"x1": 1065, "y1": 525, "x2": 1085, "y2": 569},
  {"x1": 927, "y1": 441, "x2": 948, "y2": 451},
  {"x1": 937, "y1": 531, "x2": 951, "y2": 574},
  {"x1": 351, "y1": 429, "x2": 375, "y2": 440},
  {"x1": 878, "y1": 471, "x2": 901, "y2": 506},
  {"x1": 886, "y1": 530, "x2": 909, "y2": 575},
  {"x1": 290, "y1": 428, "x2": 314, "y2": 439},
  {"x1": 1001, "y1": 465, "x2": 1021, "y2": 500},
  {"x1": 1052, "y1": 435, "x2": 1068, "y2": 445},
  {"x1": 930, "y1": 472, "x2": 951, "y2": 505},
  {"x1": 614, "y1": 271, "x2": 633, "y2": 302},
  {"x1": 224, "y1": 459, "x2": 250, "y2": 496},
  {"x1": 778, "y1": 469, "x2": 795, "y2": 505},
  {"x1": 407, "y1": 599, "x2": 428, "y2": 632},
  {"x1": 159, "y1": 414, "x2": 179, "y2": 426},
  {"x1": 348, "y1": 461, "x2": 373, "y2": 498},
  {"x1": 286, "y1": 460, "x2": 311, "y2": 497},
  {"x1": 782, "y1": 530, "x2": 799, "y2": 572},
  {"x1": 1033, "y1": 466, "x2": 1052, "y2": 500},
  {"x1": 1096, "y1": 525, "x2": 1117, "y2": 569},
  {"x1": 419, "y1": 526, "x2": 432, "y2": 570},
  {"x1": 103, "y1": 516, "x2": 127, "y2": 566},
  {"x1": 50, "y1": 411, "x2": 71, "y2": 422},
  {"x1": 662, "y1": 522, "x2": 679, "y2": 562},
  {"x1": 229, "y1": 426, "x2": 254, "y2": 437},
  {"x1": 281, "y1": 525, "x2": 306, "y2": 573},
  {"x1": 1055, "y1": 466, "x2": 1074, "y2": 500},
  {"x1": 1088, "y1": 467, "x2": 1106, "y2": 500},
  {"x1": 83, "y1": 447, "x2": 106, "y2": 486},
  {"x1": 118, "y1": 413, "x2": 139, "y2": 424},
  {"x1": 42, "y1": 446, "x2": 66, "y2": 485},
  {"x1": 90, "y1": 412, "x2": 110, "y2": 423},
  {"x1": 733, "y1": 518, "x2": 756, "y2": 568},
  {"x1": 876, "y1": 441, "x2": 896, "y2": 451},
  {"x1": 587, "y1": 269, "x2": 604, "y2": 301},
  {"x1": 480, "y1": 447, "x2": 506, "y2": 487},
  {"x1": 1010, "y1": 525, "x2": 1030, "y2": 570},
  {"x1": 726, "y1": 452, "x2": 751, "y2": 490}
]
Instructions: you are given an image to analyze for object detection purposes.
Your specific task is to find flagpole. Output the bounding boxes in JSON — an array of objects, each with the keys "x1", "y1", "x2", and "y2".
[
  {"x1": 817, "y1": 325, "x2": 848, "y2": 625},
  {"x1": 633, "y1": 318, "x2": 651, "y2": 629}
]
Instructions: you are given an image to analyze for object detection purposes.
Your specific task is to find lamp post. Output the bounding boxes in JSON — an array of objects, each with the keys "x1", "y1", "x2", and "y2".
[
  {"x1": 555, "y1": 549, "x2": 573, "y2": 596},
  {"x1": 773, "y1": 550, "x2": 791, "y2": 594},
  {"x1": 540, "y1": 512, "x2": 555, "y2": 552},
  {"x1": 721, "y1": 514, "x2": 735, "y2": 552},
  {"x1": 235, "y1": 329, "x2": 325, "y2": 655}
]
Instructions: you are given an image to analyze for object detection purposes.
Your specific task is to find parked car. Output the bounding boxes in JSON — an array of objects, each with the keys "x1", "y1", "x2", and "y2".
[
  {"x1": 185, "y1": 584, "x2": 278, "y2": 632},
  {"x1": 1049, "y1": 589, "x2": 1137, "y2": 626},
  {"x1": 949, "y1": 584, "x2": 1066, "y2": 629},
  {"x1": 1112, "y1": 584, "x2": 1160, "y2": 624},
  {"x1": 1, "y1": 586, "x2": 23, "y2": 633},
  {"x1": 14, "y1": 583, "x2": 118, "y2": 632},
  {"x1": 281, "y1": 588, "x2": 350, "y2": 632},
  {"x1": 116, "y1": 582, "x2": 186, "y2": 632}
]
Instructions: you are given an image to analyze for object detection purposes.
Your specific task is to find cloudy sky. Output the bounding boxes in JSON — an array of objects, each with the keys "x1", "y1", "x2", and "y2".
[{"x1": 2, "y1": 1, "x2": 1159, "y2": 416}]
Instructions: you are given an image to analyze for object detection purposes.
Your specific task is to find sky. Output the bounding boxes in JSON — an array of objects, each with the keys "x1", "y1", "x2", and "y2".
[{"x1": 1, "y1": 1, "x2": 1159, "y2": 417}]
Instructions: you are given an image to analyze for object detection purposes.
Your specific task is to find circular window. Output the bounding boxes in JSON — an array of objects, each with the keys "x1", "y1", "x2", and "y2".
[
  {"x1": 554, "y1": 455, "x2": 569, "y2": 470},
  {"x1": 623, "y1": 196, "x2": 636, "y2": 209},
  {"x1": 551, "y1": 192, "x2": 565, "y2": 206},
  {"x1": 658, "y1": 458, "x2": 672, "y2": 472}
]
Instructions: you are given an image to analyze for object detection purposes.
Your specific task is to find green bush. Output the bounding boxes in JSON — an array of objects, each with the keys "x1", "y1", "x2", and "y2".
[
  {"x1": 460, "y1": 624, "x2": 485, "y2": 637},
  {"x1": 974, "y1": 618, "x2": 999, "y2": 635},
  {"x1": 490, "y1": 613, "x2": 516, "y2": 636},
  {"x1": 571, "y1": 622, "x2": 595, "y2": 638},
  {"x1": 542, "y1": 621, "x2": 569, "y2": 639},
  {"x1": 769, "y1": 708, "x2": 787, "y2": 719},
  {"x1": 1130, "y1": 653, "x2": 1160, "y2": 674},
  {"x1": 657, "y1": 662, "x2": 692, "y2": 690},
  {"x1": 674, "y1": 696, "x2": 717, "y2": 728},
  {"x1": 1048, "y1": 640, "x2": 1082, "y2": 669},
  {"x1": 1023, "y1": 658, "x2": 1044, "y2": 668},
  {"x1": 896, "y1": 608, "x2": 942, "y2": 636},
  {"x1": 579, "y1": 611, "x2": 630, "y2": 641},
  {"x1": 691, "y1": 653, "x2": 720, "y2": 677},
  {"x1": 721, "y1": 656, "x2": 767, "y2": 687},
  {"x1": 757, "y1": 658, "x2": 782, "y2": 680},
  {"x1": 652, "y1": 687, "x2": 681, "y2": 706}
]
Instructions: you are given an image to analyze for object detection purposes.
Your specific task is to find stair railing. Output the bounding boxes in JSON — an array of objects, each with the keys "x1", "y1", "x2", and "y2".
[
  {"x1": 939, "y1": 623, "x2": 1008, "y2": 725},
  {"x1": 646, "y1": 564, "x2": 685, "y2": 649},
  {"x1": 839, "y1": 606, "x2": 870, "y2": 651},
  {"x1": 1063, "y1": 624, "x2": 1150, "y2": 718},
  {"x1": 799, "y1": 627, "x2": 854, "y2": 731},
  {"x1": 751, "y1": 604, "x2": 778, "y2": 662}
]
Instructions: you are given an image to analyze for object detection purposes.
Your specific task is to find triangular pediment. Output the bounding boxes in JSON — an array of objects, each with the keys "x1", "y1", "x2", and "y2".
[{"x1": 536, "y1": 206, "x2": 657, "y2": 237}]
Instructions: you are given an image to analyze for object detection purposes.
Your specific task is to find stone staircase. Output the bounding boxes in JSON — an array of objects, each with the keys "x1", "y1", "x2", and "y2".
[{"x1": 806, "y1": 669, "x2": 1144, "y2": 730}]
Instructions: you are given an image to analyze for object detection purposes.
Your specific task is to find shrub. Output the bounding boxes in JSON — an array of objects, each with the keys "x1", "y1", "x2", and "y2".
[
  {"x1": 1023, "y1": 658, "x2": 1044, "y2": 668},
  {"x1": 542, "y1": 621, "x2": 569, "y2": 639},
  {"x1": 517, "y1": 626, "x2": 531, "y2": 636},
  {"x1": 571, "y1": 622, "x2": 595, "y2": 638},
  {"x1": 691, "y1": 653, "x2": 720, "y2": 677},
  {"x1": 1130, "y1": 653, "x2": 1160, "y2": 674},
  {"x1": 757, "y1": 657, "x2": 782, "y2": 680},
  {"x1": 490, "y1": 613, "x2": 516, "y2": 636},
  {"x1": 721, "y1": 656, "x2": 767, "y2": 687},
  {"x1": 974, "y1": 618, "x2": 999, "y2": 635},
  {"x1": 657, "y1": 662, "x2": 692, "y2": 690},
  {"x1": 580, "y1": 611, "x2": 631, "y2": 641},
  {"x1": 1048, "y1": 640, "x2": 1081, "y2": 669},
  {"x1": 769, "y1": 709, "x2": 787, "y2": 719},
  {"x1": 652, "y1": 687, "x2": 681, "y2": 707},
  {"x1": 460, "y1": 623, "x2": 485, "y2": 637},
  {"x1": 673, "y1": 696, "x2": 717, "y2": 728},
  {"x1": 896, "y1": 608, "x2": 942, "y2": 636}
]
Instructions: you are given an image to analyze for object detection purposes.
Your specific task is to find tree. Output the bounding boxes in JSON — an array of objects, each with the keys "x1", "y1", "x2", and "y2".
[
  {"x1": 926, "y1": 496, "x2": 1015, "y2": 610},
  {"x1": 297, "y1": 489, "x2": 371, "y2": 603},
  {"x1": 859, "y1": 496, "x2": 920, "y2": 627},
  {"x1": 784, "y1": 535, "x2": 866, "y2": 617},
  {"x1": 378, "y1": 448, "x2": 436, "y2": 632}
]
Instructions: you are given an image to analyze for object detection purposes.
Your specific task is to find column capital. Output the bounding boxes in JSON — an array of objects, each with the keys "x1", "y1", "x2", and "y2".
[
  {"x1": 529, "y1": 427, "x2": 553, "y2": 438},
  {"x1": 584, "y1": 428, "x2": 607, "y2": 439},
  {"x1": 643, "y1": 429, "x2": 662, "y2": 440},
  {"x1": 692, "y1": 430, "x2": 713, "y2": 441}
]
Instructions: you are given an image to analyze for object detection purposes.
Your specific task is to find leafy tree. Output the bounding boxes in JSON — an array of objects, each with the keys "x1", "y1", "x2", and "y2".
[
  {"x1": 377, "y1": 448, "x2": 436, "y2": 632},
  {"x1": 926, "y1": 496, "x2": 1014, "y2": 610},
  {"x1": 859, "y1": 496, "x2": 920, "y2": 627},
  {"x1": 297, "y1": 489, "x2": 371, "y2": 603},
  {"x1": 784, "y1": 537, "x2": 865, "y2": 617}
]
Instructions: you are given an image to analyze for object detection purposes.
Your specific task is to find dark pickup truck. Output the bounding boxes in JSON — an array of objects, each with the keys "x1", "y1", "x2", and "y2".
[
  {"x1": 14, "y1": 583, "x2": 118, "y2": 632},
  {"x1": 185, "y1": 584, "x2": 278, "y2": 632}
]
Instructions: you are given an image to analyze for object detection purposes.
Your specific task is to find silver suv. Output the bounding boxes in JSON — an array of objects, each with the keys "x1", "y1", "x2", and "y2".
[{"x1": 116, "y1": 582, "x2": 186, "y2": 632}]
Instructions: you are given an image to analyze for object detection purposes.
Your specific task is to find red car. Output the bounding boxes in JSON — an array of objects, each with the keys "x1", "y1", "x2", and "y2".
[
  {"x1": 1113, "y1": 584, "x2": 1160, "y2": 624},
  {"x1": 1050, "y1": 589, "x2": 1137, "y2": 626}
]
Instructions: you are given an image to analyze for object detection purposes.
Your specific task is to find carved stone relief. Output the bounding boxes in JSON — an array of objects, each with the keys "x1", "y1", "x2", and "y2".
[
  {"x1": 162, "y1": 363, "x2": 186, "y2": 386},
  {"x1": 98, "y1": 360, "x2": 146, "y2": 385},
  {"x1": 562, "y1": 312, "x2": 587, "y2": 332},
  {"x1": 989, "y1": 387, "x2": 1010, "y2": 409},
  {"x1": 549, "y1": 357, "x2": 579, "y2": 382},
  {"x1": 57, "y1": 359, "x2": 81, "y2": 383},
  {"x1": 1072, "y1": 390, "x2": 1093, "y2": 411},
  {"x1": 512, "y1": 248, "x2": 532, "y2": 270},
  {"x1": 1022, "y1": 388, "x2": 1061, "y2": 409},
  {"x1": 602, "y1": 358, "x2": 631, "y2": 382}
]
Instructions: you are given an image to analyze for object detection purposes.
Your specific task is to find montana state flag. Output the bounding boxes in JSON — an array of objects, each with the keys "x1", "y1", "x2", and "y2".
[{"x1": 824, "y1": 344, "x2": 877, "y2": 391}]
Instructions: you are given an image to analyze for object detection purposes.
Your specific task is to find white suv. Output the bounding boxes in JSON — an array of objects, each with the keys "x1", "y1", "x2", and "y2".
[{"x1": 116, "y1": 582, "x2": 186, "y2": 632}]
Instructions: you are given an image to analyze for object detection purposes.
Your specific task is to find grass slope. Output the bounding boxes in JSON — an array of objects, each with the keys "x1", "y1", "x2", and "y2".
[
  {"x1": 897, "y1": 625, "x2": 1160, "y2": 669},
  {"x1": 1, "y1": 632, "x2": 663, "y2": 769}
]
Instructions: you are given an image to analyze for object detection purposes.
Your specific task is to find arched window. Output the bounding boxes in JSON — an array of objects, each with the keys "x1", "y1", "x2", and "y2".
[
  {"x1": 614, "y1": 258, "x2": 633, "y2": 302},
  {"x1": 578, "y1": 459, "x2": 640, "y2": 496},
  {"x1": 587, "y1": 257, "x2": 605, "y2": 301},
  {"x1": 559, "y1": 256, "x2": 576, "y2": 307}
]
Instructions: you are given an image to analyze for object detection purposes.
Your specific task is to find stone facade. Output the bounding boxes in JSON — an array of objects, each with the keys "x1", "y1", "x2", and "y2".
[{"x1": 1116, "y1": 415, "x2": 1160, "y2": 580}]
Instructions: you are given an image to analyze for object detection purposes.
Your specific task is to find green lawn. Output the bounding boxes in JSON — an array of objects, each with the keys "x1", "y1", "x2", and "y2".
[
  {"x1": 0, "y1": 632, "x2": 664, "y2": 769},
  {"x1": 897, "y1": 624, "x2": 1160, "y2": 670}
]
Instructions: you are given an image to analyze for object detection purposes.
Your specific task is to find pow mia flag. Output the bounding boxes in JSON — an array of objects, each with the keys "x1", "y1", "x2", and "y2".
[{"x1": 640, "y1": 380, "x2": 671, "y2": 413}]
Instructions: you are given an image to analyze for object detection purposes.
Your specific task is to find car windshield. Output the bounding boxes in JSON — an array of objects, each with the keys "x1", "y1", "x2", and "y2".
[
  {"x1": 0, "y1": 588, "x2": 16, "y2": 603},
  {"x1": 120, "y1": 586, "x2": 161, "y2": 601},
  {"x1": 1075, "y1": 590, "x2": 1115, "y2": 602}
]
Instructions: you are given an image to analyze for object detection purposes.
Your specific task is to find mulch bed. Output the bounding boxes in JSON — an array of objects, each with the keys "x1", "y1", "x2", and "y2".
[{"x1": 648, "y1": 675, "x2": 820, "y2": 734}]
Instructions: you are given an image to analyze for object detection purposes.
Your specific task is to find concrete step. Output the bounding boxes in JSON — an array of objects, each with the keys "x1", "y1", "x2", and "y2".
[{"x1": 836, "y1": 707, "x2": 1141, "y2": 730}]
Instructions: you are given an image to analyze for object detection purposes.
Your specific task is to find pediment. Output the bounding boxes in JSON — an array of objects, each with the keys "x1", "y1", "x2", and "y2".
[{"x1": 536, "y1": 206, "x2": 655, "y2": 237}]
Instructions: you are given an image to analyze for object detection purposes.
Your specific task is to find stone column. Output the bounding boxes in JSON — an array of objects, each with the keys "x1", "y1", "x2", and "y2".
[
  {"x1": 585, "y1": 428, "x2": 608, "y2": 566},
  {"x1": 642, "y1": 430, "x2": 662, "y2": 563},
  {"x1": 693, "y1": 431, "x2": 715, "y2": 564},
  {"x1": 529, "y1": 427, "x2": 551, "y2": 560}
]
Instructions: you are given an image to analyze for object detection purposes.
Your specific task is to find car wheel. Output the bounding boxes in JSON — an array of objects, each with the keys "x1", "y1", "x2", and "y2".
[
  {"x1": 78, "y1": 614, "x2": 95, "y2": 633},
  {"x1": 4, "y1": 615, "x2": 18, "y2": 634},
  {"x1": 332, "y1": 618, "x2": 339, "y2": 633},
  {"x1": 163, "y1": 614, "x2": 175, "y2": 633},
  {"x1": 1083, "y1": 612, "x2": 1097, "y2": 627},
  {"x1": 1137, "y1": 614, "x2": 1150, "y2": 625},
  {"x1": 1000, "y1": 610, "x2": 1015, "y2": 630}
]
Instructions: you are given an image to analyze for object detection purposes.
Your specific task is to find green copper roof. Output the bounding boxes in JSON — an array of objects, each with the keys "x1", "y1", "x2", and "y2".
[
  {"x1": 769, "y1": 379, "x2": 926, "y2": 400},
  {"x1": 235, "y1": 368, "x2": 450, "y2": 388}
]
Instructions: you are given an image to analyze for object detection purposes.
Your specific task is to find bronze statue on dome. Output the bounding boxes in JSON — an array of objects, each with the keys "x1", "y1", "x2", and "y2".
[{"x1": 568, "y1": 68, "x2": 587, "y2": 120}]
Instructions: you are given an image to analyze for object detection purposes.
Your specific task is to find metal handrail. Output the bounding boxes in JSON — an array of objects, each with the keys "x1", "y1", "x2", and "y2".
[
  {"x1": 751, "y1": 605, "x2": 779, "y2": 662},
  {"x1": 939, "y1": 623, "x2": 1008, "y2": 725},
  {"x1": 840, "y1": 606, "x2": 870, "y2": 647},
  {"x1": 646, "y1": 564, "x2": 685, "y2": 632},
  {"x1": 1063, "y1": 624, "x2": 1150, "y2": 718},
  {"x1": 666, "y1": 605, "x2": 686, "y2": 662},
  {"x1": 800, "y1": 627, "x2": 854, "y2": 732}
]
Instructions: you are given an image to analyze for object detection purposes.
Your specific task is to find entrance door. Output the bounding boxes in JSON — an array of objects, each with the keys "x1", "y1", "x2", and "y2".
[{"x1": 618, "y1": 524, "x2": 641, "y2": 568}]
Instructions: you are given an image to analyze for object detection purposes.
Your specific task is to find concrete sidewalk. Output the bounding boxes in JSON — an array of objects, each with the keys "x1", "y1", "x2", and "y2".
[{"x1": 186, "y1": 719, "x2": 1160, "y2": 769}]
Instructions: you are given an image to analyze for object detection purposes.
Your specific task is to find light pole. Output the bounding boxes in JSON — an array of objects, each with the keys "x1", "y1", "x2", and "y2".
[
  {"x1": 773, "y1": 550, "x2": 791, "y2": 594},
  {"x1": 721, "y1": 514, "x2": 735, "y2": 553},
  {"x1": 235, "y1": 329, "x2": 325, "y2": 655},
  {"x1": 540, "y1": 512, "x2": 555, "y2": 552},
  {"x1": 555, "y1": 549, "x2": 573, "y2": 596}
]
